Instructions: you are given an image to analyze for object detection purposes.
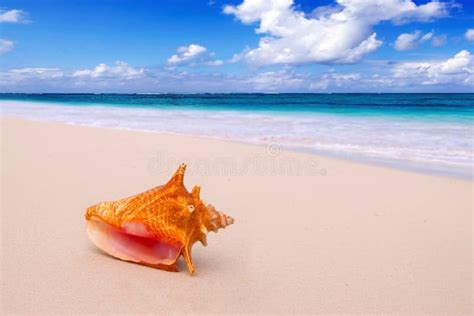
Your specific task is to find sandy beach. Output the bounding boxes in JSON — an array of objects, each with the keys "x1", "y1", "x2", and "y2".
[{"x1": 1, "y1": 117, "x2": 472, "y2": 314}]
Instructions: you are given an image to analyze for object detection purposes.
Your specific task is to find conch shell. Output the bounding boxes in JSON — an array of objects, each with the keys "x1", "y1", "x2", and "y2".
[{"x1": 85, "y1": 163, "x2": 234, "y2": 274}]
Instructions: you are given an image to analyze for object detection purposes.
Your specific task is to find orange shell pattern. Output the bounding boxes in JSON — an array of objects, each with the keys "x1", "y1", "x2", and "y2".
[{"x1": 85, "y1": 163, "x2": 234, "y2": 274}]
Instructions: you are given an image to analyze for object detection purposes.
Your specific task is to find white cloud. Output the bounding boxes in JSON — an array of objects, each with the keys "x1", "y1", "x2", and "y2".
[
  {"x1": 310, "y1": 72, "x2": 362, "y2": 90},
  {"x1": 250, "y1": 69, "x2": 307, "y2": 91},
  {"x1": 205, "y1": 59, "x2": 224, "y2": 66},
  {"x1": 394, "y1": 30, "x2": 433, "y2": 51},
  {"x1": 227, "y1": 49, "x2": 251, "y2": 64},
  {"x1": 0, "y1": 68, "x2": 63, "y2": 86},
  {"x1": 72, "y1": 61, "x2": 145, "y2": 79},
  {"x1": 392, "y1": 50, "x2": 474, "y2": 85},
  {"x1": 168, "y1": 44, "x2": 207, "y2": 64},
  {"x1": 465, "y1": 29, "x2": 474, "y2": 42},
  {"x1": 0, "y1": 39, "x2": 14, "y2": 54},
  {"x1": 224, "y1": 0, "x2": 451, "y2": 65},
  {"x1": 2, "y1": 53, "x2": 473, "y2": 92},
  {"x1": 167, "y1": 44, "x2": 223, "y2": 66},
  {"x1": 9, "y1": 68, "x2": 63, "y2": 79},
  {"x1": 0, "y1": 9, "x2": 29, "y2": 23}
]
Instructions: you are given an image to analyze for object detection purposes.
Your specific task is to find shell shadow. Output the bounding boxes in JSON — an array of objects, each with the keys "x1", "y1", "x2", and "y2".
[
  {"x1": 87, "y1": 242, "x2": 226, "y2": 275},
  {"x1": 88, "y1": 243, "x2": 195, "y2": 273}
]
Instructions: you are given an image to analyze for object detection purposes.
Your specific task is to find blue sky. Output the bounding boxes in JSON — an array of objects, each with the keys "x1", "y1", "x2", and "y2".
[{"x1": 0, "y1": 0, "x2": 473, "y2": 92}]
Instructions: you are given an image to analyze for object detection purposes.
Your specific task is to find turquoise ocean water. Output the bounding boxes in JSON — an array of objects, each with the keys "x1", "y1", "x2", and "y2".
[{"x1": 1, "y1": 93, "x2": 473, "y2": 178}]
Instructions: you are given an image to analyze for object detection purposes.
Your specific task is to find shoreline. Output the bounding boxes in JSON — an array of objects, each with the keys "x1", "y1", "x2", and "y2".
[
  {"x1": 2, "y1": 117, "x2": 472, "y2": 314},
  {"x1": 0, "y1": 111, "x2": 474, "y2": 182}
]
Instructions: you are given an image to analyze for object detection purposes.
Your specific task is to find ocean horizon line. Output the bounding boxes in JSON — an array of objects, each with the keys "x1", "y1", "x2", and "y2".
[{"x1": 1, "y1": 92, "x2": 474, "y2": 95}]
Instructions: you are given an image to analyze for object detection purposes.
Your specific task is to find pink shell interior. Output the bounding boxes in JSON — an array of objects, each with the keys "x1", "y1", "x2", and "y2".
[{"x1": 87, "y1": 216, "x2": 181, "y2": 266}]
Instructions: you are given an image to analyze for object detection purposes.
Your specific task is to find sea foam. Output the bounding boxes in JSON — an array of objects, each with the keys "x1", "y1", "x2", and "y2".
[{"x1": 1, "y1": 100, "x2": 472, "y2": 179}]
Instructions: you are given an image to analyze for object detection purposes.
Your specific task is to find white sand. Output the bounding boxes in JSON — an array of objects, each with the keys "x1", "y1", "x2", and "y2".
[{"x1": 1, "y1": 118, "x2": 472, "y2": 314}]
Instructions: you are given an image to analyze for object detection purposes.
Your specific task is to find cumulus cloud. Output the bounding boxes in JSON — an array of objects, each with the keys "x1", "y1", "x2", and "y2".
[
  {"x1": 249, "y1": 69, "x2": 373, "y2": 92},
  {"x1": 167, "y1": 44, "x2": 223, "y2": 66},
  {"x1": 223, "y1": 0, "x2": 452, "y2": 65},
  {"x1": 2, "y1": 53, "x2": 473, "y2": 92},
  {"x1": 310, "y1": 72, "x2": 362, "y2": 90},
  {"x1": 0, "y1": 39, "x2": 14, "y2": 54},
  {"x1": 0, "y1": 9, "x2": 29, "y2": 23},
  {"x1": 0, "y1": 68, "x2": 63, "y2": 87},
  {"x1": 465, "y1": 29, "x2": 474, "y2": 42},
  {"x1": 72, "y1": 61, "x2": 145, "y2": 79},
  {"x1": 392, "y1": 50, "x2": 474, "y2": 85},
  {"x1": 249, "y1": 69, "x2": 308, "y2": 91},
  {"x1": 249, "y1": 51, "x2": 474, "y2": 91},
  {"x1": 168, "y1": 44, "x2": 207, "y2": 64},
  {"x1": 394, "y1": 30, "x2": 433, "y2": 51},
  {"x1": 205, "y1": 58, "x2": 224, "y2": 66}
]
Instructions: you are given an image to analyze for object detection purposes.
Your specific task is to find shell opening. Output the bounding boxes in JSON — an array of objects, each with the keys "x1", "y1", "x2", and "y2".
[{"x1": 87, "y1": 216, "x2": 181, "y2": 267}]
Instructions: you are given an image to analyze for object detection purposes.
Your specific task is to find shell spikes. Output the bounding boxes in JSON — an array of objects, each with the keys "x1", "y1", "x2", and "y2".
[{"x1": 85, "y1": 163, "x2": 234, "y2": 274}]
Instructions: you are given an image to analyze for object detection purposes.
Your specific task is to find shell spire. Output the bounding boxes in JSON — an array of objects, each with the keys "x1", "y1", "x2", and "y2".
[
  {"x1": 166, "y1": 163, "x2": 186, "y2": 186},
  {"x1": 206, "y1": 204, "x2": 235, "y2": 232},
  {"x1": 85, "y1": 163, "x2": 234, "y2": 275}
]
